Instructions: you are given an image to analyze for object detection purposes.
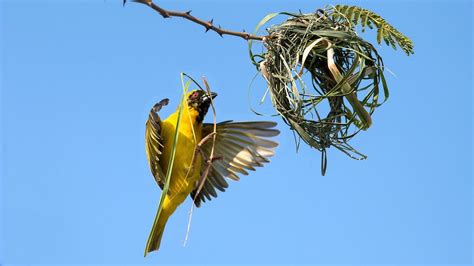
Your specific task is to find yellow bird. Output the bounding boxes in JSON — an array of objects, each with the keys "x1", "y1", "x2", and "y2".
[{"x1": 144, "y1": 90, "x2": 279, "y2": 255}]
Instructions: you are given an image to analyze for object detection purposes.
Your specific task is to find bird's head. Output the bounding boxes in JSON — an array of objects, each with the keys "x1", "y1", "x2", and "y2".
[{"x1": 185, "y1": 90, "x2": 218, "y2": 123}]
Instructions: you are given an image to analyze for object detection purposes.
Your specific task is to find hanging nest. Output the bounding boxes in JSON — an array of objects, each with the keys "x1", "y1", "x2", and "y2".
[{"x1": 249, "y1": 5, "x2": 414, "y2": 175}]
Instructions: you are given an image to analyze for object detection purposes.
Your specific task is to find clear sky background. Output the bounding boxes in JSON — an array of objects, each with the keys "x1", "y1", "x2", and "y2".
[{"x1": 1, "y1": 0, "x2": 472, "y2": 265}]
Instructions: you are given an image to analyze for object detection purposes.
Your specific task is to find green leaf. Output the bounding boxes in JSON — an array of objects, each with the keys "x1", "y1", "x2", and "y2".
[
  {"x1": 248, "y1": 12, "x2": 281, "y2": 67},
  {"x1": 332, "y1": 5, "x2": 414, "y2": 55},
  {"x1": 362, "y1": 12, "x2": 369, "y2": 27},
  {"x1": 354, "y1": 9, "x2": 362, "y2": 24},
  {"x1": 347, "y1": 6, "x2": 357, "y2": 24},
  {"x1": 376, "y1": 27, "x2": 383, "y2": 44}
]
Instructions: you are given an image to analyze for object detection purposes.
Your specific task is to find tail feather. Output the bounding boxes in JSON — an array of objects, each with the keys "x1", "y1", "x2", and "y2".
[{"x1": 144, "y1": 203, "x2": 172, "y2": 256}]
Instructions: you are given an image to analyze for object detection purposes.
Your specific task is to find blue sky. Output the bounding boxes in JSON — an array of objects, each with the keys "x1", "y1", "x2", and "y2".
[{"x1": 1, "y1": 0, "x2": 472, "y2": 265}]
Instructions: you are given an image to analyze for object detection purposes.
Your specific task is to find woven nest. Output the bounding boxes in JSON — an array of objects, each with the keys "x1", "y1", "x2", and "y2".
[{"x1": 250, "y1": 6, "x2": 407, "y2": 175}]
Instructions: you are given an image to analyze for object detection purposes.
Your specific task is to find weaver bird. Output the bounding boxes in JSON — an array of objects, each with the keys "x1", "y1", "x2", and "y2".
[{"x1": 144, "y1": 90, "x2": 279, "y2": 255}]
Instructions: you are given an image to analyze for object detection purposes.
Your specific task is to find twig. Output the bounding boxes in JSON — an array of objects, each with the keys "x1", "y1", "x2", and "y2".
[
  {"x1": 193, "y1": 77, "x2": 218, "y2": 203},
  {"x1": 127, "y1": 0, "x2": 265, "y2": 41},
  {"x1": 183, "y1": 77, "x2": 219, "y2": 247},
  {"x1": 184, "y1": 132, "x2": 216, "y2": 180}
]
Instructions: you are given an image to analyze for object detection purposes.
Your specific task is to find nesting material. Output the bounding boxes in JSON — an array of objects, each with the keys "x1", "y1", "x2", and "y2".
[{"x1": 251, "y1": 5, "x2": 413, "y2": 174}]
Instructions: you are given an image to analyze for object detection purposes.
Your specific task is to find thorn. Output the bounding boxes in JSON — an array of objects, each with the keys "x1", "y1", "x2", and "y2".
[
  {"x1": 161, "y1": 11, "x2": 170, "y2": 18},
  {"x1": 243, "y1": 29, "x2": 246, "y2": 32},
  {"x1": 123, "y1": 0, "x2": 126, "y2": 6},
  {"x1": 218, "y1": 25, "x2": 223, "y2": 37},
  {"x1": 186, "y1": 10, "x2": 192, "y2": 15},
  {"x1": 205, "y1": 19, "x2": 213, "y2": 32}
]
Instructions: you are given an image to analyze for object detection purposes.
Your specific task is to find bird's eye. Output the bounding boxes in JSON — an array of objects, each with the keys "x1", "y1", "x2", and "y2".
[{"x1": 191, "y1": 92, "x2": 199, "y2": 99}]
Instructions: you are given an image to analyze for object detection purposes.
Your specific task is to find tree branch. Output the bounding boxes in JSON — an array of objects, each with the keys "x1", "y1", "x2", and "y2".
[{"x1": 126, "y1": 0, "x2": 265, "y2": 41}]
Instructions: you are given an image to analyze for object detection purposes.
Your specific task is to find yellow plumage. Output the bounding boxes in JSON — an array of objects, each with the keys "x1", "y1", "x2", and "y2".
[{"x1": 144, "y1": 90, "x2": 279, "y2": 255}]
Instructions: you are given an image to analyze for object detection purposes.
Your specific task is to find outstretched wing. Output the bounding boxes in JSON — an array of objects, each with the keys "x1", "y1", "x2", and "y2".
[
  {"x1": 145, "y1": 98, "x2": 169, "y2": 189},
  {"x1": 190, "y1": 121, "x2": 279, "y2": 207}
]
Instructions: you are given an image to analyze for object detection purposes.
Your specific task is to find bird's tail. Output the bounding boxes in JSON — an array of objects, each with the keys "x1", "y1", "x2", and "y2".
[{"x1": 144, "y1": 198, "x2": 173, "y2": 256}]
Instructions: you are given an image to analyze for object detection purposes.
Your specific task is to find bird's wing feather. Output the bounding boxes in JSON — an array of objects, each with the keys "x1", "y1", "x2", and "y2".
[
  {"x1": 190, "y1": 121, "x2": 279, "y2": 207},
  {"x1": 145, "y1": 98, "x2": 169, "y2": 189}
]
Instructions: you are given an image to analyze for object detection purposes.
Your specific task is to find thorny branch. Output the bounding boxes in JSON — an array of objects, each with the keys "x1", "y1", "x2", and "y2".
[{"x1": 125, "y1": 0, "x2": 265, "y2": 41}]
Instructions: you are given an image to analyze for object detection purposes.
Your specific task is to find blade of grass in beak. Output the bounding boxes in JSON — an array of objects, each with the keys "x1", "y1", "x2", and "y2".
[{"x1": 144, "y1": 78, "x2": 190, "y2": 256}]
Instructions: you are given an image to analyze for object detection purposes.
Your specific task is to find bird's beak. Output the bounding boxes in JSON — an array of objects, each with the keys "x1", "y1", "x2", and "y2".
[{"x1": 202, "y1": 92, "x2": 218, "y2": 103}]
